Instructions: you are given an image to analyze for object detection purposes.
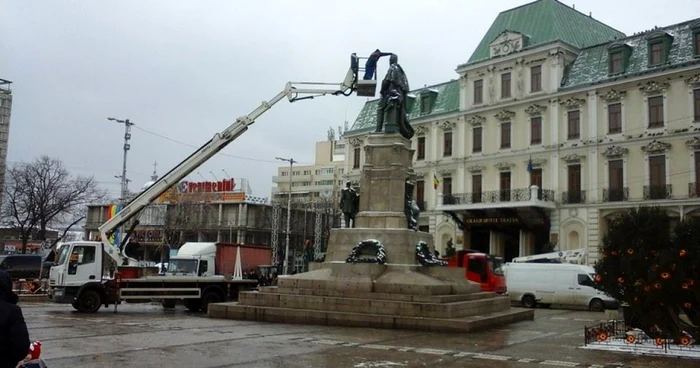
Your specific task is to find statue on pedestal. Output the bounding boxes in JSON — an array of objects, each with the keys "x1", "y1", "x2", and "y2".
[
  {"x1": 339, "y1": 182, "x2": 359, "y2": 228},
  {"x1": 405, "y1": 179, "x2": 420, "y2": 231},
  {"x1": 375, "y1": 54, "x2": 414, "y2": 140}
]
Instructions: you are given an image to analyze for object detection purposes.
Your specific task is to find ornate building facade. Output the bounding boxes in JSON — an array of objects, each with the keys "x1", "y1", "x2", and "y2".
[{"x1": 343, "y1": 0, "x2": 700, "y2": 263}]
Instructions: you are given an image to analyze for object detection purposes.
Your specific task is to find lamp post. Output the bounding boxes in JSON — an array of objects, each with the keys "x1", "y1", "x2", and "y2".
[
  {"x1": 108, "y1": 117, "x2": 134, "y2": 247},
  {"x1": 276, "y1": 156, "x2": 296, "y2": 275}
]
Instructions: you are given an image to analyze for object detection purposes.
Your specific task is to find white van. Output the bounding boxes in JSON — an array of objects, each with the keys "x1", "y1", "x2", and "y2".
[{"x1": 504, "y1": 262, "x2": 618, "y2": 311}]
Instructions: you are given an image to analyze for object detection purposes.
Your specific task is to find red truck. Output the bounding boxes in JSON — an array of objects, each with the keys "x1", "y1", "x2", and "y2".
[{"x1": 446, "y1": 250, "x2": 507, "y2": 294}]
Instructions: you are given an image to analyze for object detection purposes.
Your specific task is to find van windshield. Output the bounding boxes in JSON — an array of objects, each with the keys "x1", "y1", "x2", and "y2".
[{"x1": 490, "y1": 257, "x2": 505, "y2": 276}]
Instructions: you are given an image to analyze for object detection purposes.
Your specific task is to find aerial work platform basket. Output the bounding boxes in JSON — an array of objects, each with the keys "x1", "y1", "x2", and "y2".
[{"x1": 350, "y1": 53, "x2": 377, "y2": 97}]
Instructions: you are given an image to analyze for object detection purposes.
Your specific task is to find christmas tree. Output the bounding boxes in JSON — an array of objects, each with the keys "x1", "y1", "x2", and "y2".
[{"x1": 594, "y1": 206, "x2": 700, "y2": 344}]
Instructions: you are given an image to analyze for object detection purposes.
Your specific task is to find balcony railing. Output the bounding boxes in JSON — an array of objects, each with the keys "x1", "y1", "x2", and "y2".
[
  {"x1": 562, "y1": 190, "x2": 586, "y2": 204},
  {"x1": 603, "y1": 187, "x2": 629, "y2": 202},
  {"x1": 644, "y1": 184, "x2": 672, "y2": 200},
  {"x1": 690, "y1": 183, "x2": 700, "y2": 198},
  {"x1": 442, "y1": 187, "x2": 555, "y2": 205}
]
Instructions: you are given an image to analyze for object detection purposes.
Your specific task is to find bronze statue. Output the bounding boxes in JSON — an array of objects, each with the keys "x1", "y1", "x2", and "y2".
[
  {"x1": 375, "y1": 54, "x2": 414, "y2": 140},
  {"x1": 339, "y1": 182, "x2": 359, "y2": 228},
  {"x1": 405, "y1": 179, "x2": 420, "y2": 230}
]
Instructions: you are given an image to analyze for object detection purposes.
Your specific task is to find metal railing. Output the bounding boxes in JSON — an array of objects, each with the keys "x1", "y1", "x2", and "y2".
[
  {"x1": 643, "y1": 184, "x2": 672, "y2": 200},
  {"x1": 442, "y1": 188, "x2": 555, "y2": 205},
  {"x1": 562, "y1": 190, "x2": 586, "y2": 204},
  {"x1": 603, "y1": 187, "x2": 629, "y2": 202}
]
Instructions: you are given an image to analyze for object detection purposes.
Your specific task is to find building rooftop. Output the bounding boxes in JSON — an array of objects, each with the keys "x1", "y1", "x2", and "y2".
[
  {"x1": 561, "y1": 19, "x2": 700, "y2": 90},
  {"x1": 347, "y1": 79, "x2": 460, "y2": 134},
  {"x1": 462, "y1": 0, "x2": 625, "y2": 66}
]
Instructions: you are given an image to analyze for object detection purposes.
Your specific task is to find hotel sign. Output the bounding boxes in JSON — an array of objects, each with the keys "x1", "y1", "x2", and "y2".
[{"x1": 464, "y1": 217, "x2": 520, "y2": 225}]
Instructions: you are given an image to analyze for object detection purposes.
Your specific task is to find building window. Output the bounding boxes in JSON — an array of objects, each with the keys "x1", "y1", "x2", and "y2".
[
  {"x1": 530, "y1": 116, "x2": 542, "y2": 145},
  {"x1": 474, "y1": 79, "x2": 483, "y2": 104},
  {"x1": 530, "y1": 65, "x2": 542, "y2": 93},
  {"x1": 353, "y1": 148, "x2": 360, "y2": 169},
  {"x1": 694, "y1": 89, "x2": 700, "y2": 122},
  {"x1": 443, "y1": 131, "x2": 453, "y2": 157},
  {"x1": 530, "y1": 168, "x2": 542, "y2": 188},
  {"x1": 417, "y1": 136, "x2": 426, "y2": 160},
  {"x1": 420, "y1": 95, "x2": 431, "y2": 114},
  {"x1": 693, "y1": 153, "x2": 700, "y2": 197},
  {"x1": 416, "y1": 180, "x2": 425, "y2": 209},
  {"x1": 472, "y1": 174, "x2": 482, "y2": 203},
  {"x1": 568, "y1": 164, "x2": 582, "y2": 199},
  {"x1": 472, "y1": 127, "x2": 482, "y2": 153},
  {"x1": 500, "y1": 122, "x2": 511, "y2": 149},
  {"x1": 649, "y1": 42, "x2": 664, "y2": 66},
  {"x1": 608, "y1": 159, "x2": 624, "y2": 202},
  {"x1": 567, "y1": 110, "x2": 580, "y2": 140},
  {"x1": 648, "y1": 96, "x2": 664, "y2": 128},
  {"x1": 610, "y1": 52, "x2": 623, "y2": 74},
  {"x1": 695, "y1": 32, "x2": 700, "y2": 56},
  {"x1": 648, "y1": 155, "x2": 667, "y2": 199},
  {"x1": 501, "y1": 72, "x2": 511, "y2": 98},
  {"x1": 443, "y1": 177, "x2": 452, "y2": 196},
  {"x1": 608, "y1": 103, "x2": 622, "y2": 134},
  {"x1": 499, "y1": 172, "x2": 511, "y2": 201}
]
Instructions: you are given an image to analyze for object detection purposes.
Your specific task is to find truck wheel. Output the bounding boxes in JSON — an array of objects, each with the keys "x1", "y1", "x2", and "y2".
[
  {"x1": 201, "y1": 291, "x2": 223, "y2": 313},
  {"x1": 589, "y1": 298, "x2": 604, "y2": 312},
  {"x1": 162, "y1": 300, "x2": 176, "y2": 309},
  {"x1": 521, "y1": 295, "x2": 536, "y2": 308},
  {"x1": 76, "y1": 290, "x2": 102, "y2": 313},
  {"x1": 184, "y1": 299, "x2": 202, "y2": 312}
]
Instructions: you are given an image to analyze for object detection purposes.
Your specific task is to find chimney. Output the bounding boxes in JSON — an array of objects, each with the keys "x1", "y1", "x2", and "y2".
[
  {"x1": 573, "y1": 4, "x2": 575, "y2": 9},
  {"x1": 589, "y1": 12, "x2": 592, "y2": 17}
]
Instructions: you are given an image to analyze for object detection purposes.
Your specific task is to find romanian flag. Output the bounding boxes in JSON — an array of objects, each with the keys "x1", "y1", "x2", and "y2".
[{"x1": 433, "y1": 173, "x2": 440, "y2": 190}]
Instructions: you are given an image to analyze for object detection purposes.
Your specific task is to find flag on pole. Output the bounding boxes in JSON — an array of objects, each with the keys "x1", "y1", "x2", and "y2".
[
  {"x1": 527, "y1": 155, "x2": 534, "y2": 174},
  {"x1": 433, "y1": 173, "x2": 440, "y2": 190}
]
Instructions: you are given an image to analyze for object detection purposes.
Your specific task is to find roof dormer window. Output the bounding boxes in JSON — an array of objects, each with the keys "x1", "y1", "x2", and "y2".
[
  {"x1": 646, "y1": 31, "x2": 673, "y2": 66},
  {"x1": 418, "y1": 88, "x2": 438, "y2": 115},
  {"x1": 607, "y1": 42, "x2": 632, "y2": 75}
]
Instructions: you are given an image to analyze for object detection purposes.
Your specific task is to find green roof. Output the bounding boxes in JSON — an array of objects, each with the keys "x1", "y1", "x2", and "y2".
[
  {"x1": 347, "y1": 80, "x2": 460, "y2": 134},
  {"x1": 464, "y1": 0, "x2": 626, "y2": 65},
  {"x1": 561, "y1": 19, "x2": 700, "y2": 90}
]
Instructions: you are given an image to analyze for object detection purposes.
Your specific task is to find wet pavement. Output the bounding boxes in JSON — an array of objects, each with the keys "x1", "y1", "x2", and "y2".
[{"x1": 20, "y1": 302, "x2": 681, "y2": 367}]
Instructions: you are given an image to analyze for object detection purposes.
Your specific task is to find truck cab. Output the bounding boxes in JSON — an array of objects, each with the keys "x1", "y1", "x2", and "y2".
[
  {"x1": 165, "y1": 242, "x2": 217, "y2": 277},
  {"x1": 447, "y1": 250, "x2": 506, "y2": 294},
  {"x1": 48, "y1": 241, "x2": 104, "y2": 303}
]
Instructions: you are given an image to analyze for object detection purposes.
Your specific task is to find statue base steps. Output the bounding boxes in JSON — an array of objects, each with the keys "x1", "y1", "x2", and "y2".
[{"x1": 208, "y1": 262, "x2": 534, "y2": 332}]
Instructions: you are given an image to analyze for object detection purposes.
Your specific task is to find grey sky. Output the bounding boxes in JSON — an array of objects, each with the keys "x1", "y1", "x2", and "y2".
[{"x1": 2, "y1": 0, "x2": 698, "y2": 199}]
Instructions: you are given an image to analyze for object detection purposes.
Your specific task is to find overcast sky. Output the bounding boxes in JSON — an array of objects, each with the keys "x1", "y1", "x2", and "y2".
[{"x1": 2, "y1": 0, "x2": 698, "y2": 199}]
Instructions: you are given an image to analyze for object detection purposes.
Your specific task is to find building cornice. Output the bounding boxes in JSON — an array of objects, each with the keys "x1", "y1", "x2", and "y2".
[{"x1": 456, "y1": 41, "x2": 579, "y2": 73}]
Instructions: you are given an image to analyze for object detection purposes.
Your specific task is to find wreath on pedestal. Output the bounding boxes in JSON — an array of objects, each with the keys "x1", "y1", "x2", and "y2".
[
  {"x1": 346, "y1": 239, "x2": 387, "y2": 265},
  {"x1": 415, "y1": 241, "x2": 447, "y2": 267}
]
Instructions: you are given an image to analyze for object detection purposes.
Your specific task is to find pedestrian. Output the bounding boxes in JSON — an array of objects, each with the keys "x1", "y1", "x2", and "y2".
[
  {"x1": 363, "y1": 49, "x2": 392, "y2": 80},
  {"x1": 0, "y1": 269, "x2": 31, "y2": 368}
]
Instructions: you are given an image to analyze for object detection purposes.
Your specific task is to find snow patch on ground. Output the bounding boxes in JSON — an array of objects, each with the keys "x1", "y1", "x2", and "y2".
[
  {"x1": 581, "y1": 340, "x2": 700, "y2": 359},
  {"x1": 353, "y1": 361, "x2": 408, "y2": 368}
]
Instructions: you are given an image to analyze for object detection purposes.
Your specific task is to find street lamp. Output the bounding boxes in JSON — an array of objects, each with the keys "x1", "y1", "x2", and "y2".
[
  {"x1": 276, "y1": 156, "x2": 297, "y2": 275},
  {"x1": 107, "y1": 117, "x2": 134, "y2": 203}
]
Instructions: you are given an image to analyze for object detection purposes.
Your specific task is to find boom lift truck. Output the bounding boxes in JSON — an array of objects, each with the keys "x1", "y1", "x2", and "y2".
[
  {"x1": 48, "y1": 53, "x2": 376, "y2": 313},
  {"x1": 510, "y1": 248, "x2": 586, "y2": 265}
]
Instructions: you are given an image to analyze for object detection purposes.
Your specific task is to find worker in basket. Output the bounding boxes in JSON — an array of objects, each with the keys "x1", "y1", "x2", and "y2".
[{"x1": 363, "y1": 49, "x2": 392, "y2": 80}]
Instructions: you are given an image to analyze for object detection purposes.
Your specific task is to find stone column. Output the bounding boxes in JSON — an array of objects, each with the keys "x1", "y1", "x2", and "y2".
[
  {"x1": 355, "y1": 133, "x2": 415, "y2": 229},
  {"x1": 518, "y1": 229, "x2": 525, "y2": 257}
]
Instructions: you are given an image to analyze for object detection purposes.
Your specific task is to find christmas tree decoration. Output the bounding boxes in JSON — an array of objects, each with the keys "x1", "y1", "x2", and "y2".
[{"x1": 594, "y1": 206, "x2": 700, "y2": 344}]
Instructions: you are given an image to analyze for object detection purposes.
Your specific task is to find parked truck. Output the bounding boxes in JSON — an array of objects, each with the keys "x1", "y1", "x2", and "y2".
[
  {"x1": 446, "y1": 250, "x2": 507, "y2": 294},
  {"x1": 166, "y1": 242, "x2": 272, "y2": 278},
  {"x1": 48, "y1": 53, "x2": 371, "y2": 313}
]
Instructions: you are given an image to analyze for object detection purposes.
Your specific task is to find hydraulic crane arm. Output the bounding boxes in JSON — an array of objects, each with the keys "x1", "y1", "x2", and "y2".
[{"x1": 99, "y1": 56, "x2": 363, "y2": 266}]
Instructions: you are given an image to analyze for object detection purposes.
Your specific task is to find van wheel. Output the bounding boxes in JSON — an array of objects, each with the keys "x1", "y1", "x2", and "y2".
[
  {"x1": 589, "y1": 298, "x2": 604, "y2": 312},
  {"x1": 76, "y1": 290, "x2": 102, "y2": 313},
  {"x1": 521, "y1": 295, "x2": 536, "y2": 308}
]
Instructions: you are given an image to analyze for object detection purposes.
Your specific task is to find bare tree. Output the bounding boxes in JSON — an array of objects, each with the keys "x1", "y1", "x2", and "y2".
[
  {"x1": 162, "y1": 191, "x2": 211, "y2": 248},
  {"x1": 1, "y1": 162, "x2": 40, "y2": 252},
  {"x1": 1, "y1": 156, "x2": 105, "y2": 253}
]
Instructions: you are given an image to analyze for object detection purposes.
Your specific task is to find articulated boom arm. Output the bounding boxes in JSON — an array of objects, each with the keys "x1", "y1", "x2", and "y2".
[
  {"x1": 98, "y1": 58, "x2": 360, "y2": 266},
  {"x1": 511, "y1": 248, "x2": 586, "y2": 264}
]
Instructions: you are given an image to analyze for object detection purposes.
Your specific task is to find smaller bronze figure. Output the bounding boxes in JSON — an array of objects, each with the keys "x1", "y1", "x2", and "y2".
[
  {"x1": 404, "y1": 179, "x2": 420, "y2": 231},
  {"x1": 340, "y1": 182, "x2": 359, "y2": 228}
]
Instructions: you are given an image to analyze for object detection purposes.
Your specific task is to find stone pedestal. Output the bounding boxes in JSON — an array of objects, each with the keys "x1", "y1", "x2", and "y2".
[{"x1": 208, "y1": 133, "x2": 533, "y2": 332}]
